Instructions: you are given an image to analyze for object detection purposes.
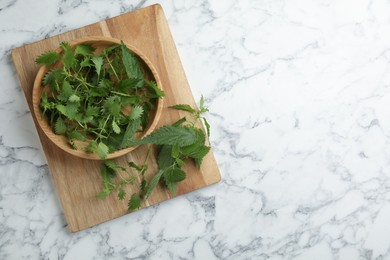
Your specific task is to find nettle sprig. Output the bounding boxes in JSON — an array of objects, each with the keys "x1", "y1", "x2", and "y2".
[
  {"x1": 97, "y1": 98, "x2": 211, "y2": 211},
  {"x1": 36, "y1": 41, "x2": 164, "y2": 159},
  {"x1": 36, "y1": 41, "x2": 212, "y2": 211}
]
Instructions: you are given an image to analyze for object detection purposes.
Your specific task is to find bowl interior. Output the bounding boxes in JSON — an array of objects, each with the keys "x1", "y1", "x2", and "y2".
[{"x1": 32, "y1": 37, "x2": 163, "y2": 160}]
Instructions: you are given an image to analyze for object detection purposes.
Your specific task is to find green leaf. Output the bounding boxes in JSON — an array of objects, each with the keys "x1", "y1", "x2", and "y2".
[
  {"x1": 200, "y1": 95, "x2": 204, "y2": 109},
  {"x1": 146, "y1": 170, "x2": 164, "y2": 197},
  {"x1": 57, "y1": 80, "x2": 73, "y2": 101},
  {"x1": 175, "y1": 158, "x2": 185, "y2": 167},
  {"x1": 166, "y1": 182, "x2": 177, "y2": 195},
  {"x1": 121, "y1": 41, "x2": 143, "y2": 79},
  {"x1": 112, "y1": 120, "x2": 121, "y2": 134},
  {"x1": 203, "y1": 117, "x2": 210, "y2": 137},
  {"x1": 140, "y1": 103, "x2": 150, "y2": 130},
  {"x1": 129, "y1": 105, "x2": 143, "y2": 120},
  {"x1": 158, "y1": 145, "x2": 175, "y2": 169},
  {"x1": 65, "y1": 102, "x2": 79, "y2": 119},
  {"x1": 169, "y1": 104, "x2": 196, "y2": 113},
  {"x1": 97, "y1": 188, "x2": 111, "y2": 199},
  {"x1": 91, "y1": 55, "x2": 104, "y2": 78},
  {"x1": 60, "y1": 42, "x2": 76, "y2": 69},
  {"x1": 171, "y1": 145, "x2": 180, "y2": 158},
  {"x1": 146, "y1": 80, "x2": 165, "y2": 97},
  {"x1": 56, "y1": 104, "x2": 67, "y2": 115},
  {"x1": 137, "y1": 125, "x2": 199, "y2": 147},
  {"x1": 35, "y1": 51, "x2": 61, "y2": 65},
  {"x1": 164, "y1": 168, "x2": 186, "y2": 183},
  {"x1": 97, "y1": 164, "x2": 116, "y2": 198},
  {"x1": 128, "y1": 193, "x2": 141, "y2": 211},
  {"x1": 97, "y1": 142, "x2": 109, "y2": 159},
  {"x1": 85, "y1": 140, "x2": 98, "y2": 153},
  {"x1": 186, "y1": 145, "x2": 210, "y2": 159},
  {"x1": 75, "y1": 44, "x2": 95, "y2": 56},
  {"x1": 173, "y1": 117, "x2": 187, "y2": 127},
  {"x1": 69, "y1": 94, "x2": 80, "y2": 103},
  {"x1": 140, "y1": 178, "x2": 147, "y2": 198},
  {"x1": 67, "y1": 130, "x2": 86, "y2": 141},
  {"x1": 85, "y1": 106, "x2": 99, "y2": 117},
  {"x1": 80, "y1": 57, "x2": 92, "y2": 68},
  {"x1": 104, "y1": 96, "x2": 121, "y2": 117},
  {"x1": 105, "y1": 159, "x2": 126, "y2": 171},
  {"x1": 118, "y1": 188, "x2": 126, "y2": 200},
  {"x1": 195, "y1": 157, "x2": 204, "y2": 168},
  {"x1": 54, "y1": 117, "x2": 67, "y2": 134},
  {"x1": 118, "y1": 78, "x2": 144, "y2": 93},
  {"x1": 120, "y1": 118, "x2": 141, "y2": 148},
  {"x1": 43, "y1": 69, "x2": 64, "y2": 92}
]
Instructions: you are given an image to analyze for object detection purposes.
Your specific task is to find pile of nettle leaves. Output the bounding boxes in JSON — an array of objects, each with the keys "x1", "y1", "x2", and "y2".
[{"x1": 36, "y1": 41, "x2": 211, "y2": 210}]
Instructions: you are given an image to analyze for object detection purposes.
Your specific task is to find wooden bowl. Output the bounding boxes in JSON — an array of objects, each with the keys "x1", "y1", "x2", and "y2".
[{"x1": 32, "y1": 36, "x2": 163, "y2": 160}]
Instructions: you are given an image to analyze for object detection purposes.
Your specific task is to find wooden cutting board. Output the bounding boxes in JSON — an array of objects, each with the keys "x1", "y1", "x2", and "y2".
[{"x1": 11, "y1": 4, "x2": 221, "y2": 232}]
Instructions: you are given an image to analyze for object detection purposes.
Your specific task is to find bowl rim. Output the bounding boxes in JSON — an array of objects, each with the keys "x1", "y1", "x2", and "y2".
[{"x1": 32, "y1": 36, "x2": 163, "y2": 160}]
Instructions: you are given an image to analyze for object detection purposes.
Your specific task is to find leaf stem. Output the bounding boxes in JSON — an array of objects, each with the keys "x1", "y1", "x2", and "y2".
[{"x1": 104, "y1": 53, "x2": 120, "y2": 81}]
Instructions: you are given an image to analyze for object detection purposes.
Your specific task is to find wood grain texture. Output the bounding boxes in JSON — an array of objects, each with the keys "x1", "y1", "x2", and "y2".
[{"x1": 11, "y1": 4, "x2": 221, "y2": 232}]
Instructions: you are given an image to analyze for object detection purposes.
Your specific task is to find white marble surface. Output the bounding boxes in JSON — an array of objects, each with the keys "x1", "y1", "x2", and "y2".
[{"x1": 2, "y1": 0, "x2": 390, "y2": 259}]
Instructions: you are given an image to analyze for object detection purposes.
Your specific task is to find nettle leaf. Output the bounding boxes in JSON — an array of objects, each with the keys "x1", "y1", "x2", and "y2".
[
  {"x1": 195, "y1": 157, "x2": 204, "y2": 168},
  {"x1": 58, "y1": 80, "x2": 73, "y2": 101},
  {"x1": 118, "y1": 78, "x2": 144, "y2": 93},
  {"x1": 203, "y1": 117, "x2": 210, "y2": 137},
  {"x1": 120, "y1": 118, "x2": 141, "y2": 148},
  {"x1": 56, "y1": 104, "x2": 67, "y2": 116},
  {"x1": 43, "y1": 69, "x2": 64, "y2": 91},
  {"x1": 164, "y1": 168, "x2": 186, "y2": 183},
  {"x1": 75, "y1": 44, "x2": 95, "y2": 56},
  {"x1": 121, "y1": 42, "x2": 143, "y2": 79},
  {"x1": 80, "y1": 57, "x2": 92, "y2": 68},
  {"x1": 85, "y1": 140, "x2": 98, "y2": 153},
  {"x1": 91, "y1": 55, "x2": 104, "y2": 78},
  {"x1": 118, "y1": 188, "x2": 126, "y2": 200},
  {"x1": 146, "y1": 80, "x2": 165, "y2": 97},
  {"x1": 104, "y1": 96, "x2": 121, "y2": 117},
  {"x1": 97, "y1": 164, "x2": 116, "y2": 198},
  {"x1": 171, "y1": 145, "x2": 180, "y2": 158},
  {"x1": 97, "y1": 142, "x2": 109, "y2": 159},
  {"x1": 128, "y1": 193, "x2": 141, "y2": 211},
  {"x1": 105, "y1": 159, "x2": 126, "y2": 171},
  {"x1": 129, "y1": 105, "x2": 143, "y2": 120},
  {"x1": 200, "y1": 95, "x2": 204, "y2": 109},
  {"x1": 169, "y1": 104, "x2": 196, "y2": 113},
  {"x1": 186, "y1": 145, "x2": 210, "y2": 159},
  {"x1": 36, "y1": 51, "x2": 61, "y2": 65},
  {"x1": 67, "y1": 130, "x2": 86, "y2": 141},
  {"x1": 137, "y1": 125, "x2": 199, "y2": 147},
  {"x1": 97, "y1": 188, "x2": 111, "y2": 199},
  {"x1": 173, "y1": 117, "x2": 187, "y2": 127},
  {"x1": 86, "y1": 106, "x2": 99, "y2": 117},
  {"x1": 54, "y1": 117, "x2": 67, "y2": 134},
  {"x1": 140, "y1": 179, "x2": 147, "y2": 197},
  {"x1": 158, "y1": 145, "x2": 175, "y2": 169},
  {"x1": 68, "y1": 94, "x2": 80, "y2": 103},
  {"x1": 112, "y1": 120, "x2": 121, "y2": 134},
  {"x1": 60, "y1": 42, "x2": 76, "y2": 69},
  {"x1": 99, "y1": 78, "x2": 113, "y2": 90},
  {"x1": 175, "y1": 158, "x2": 185, "y2": 167},
  {"x1": 140, "y1": 103, "x2": 150, "y2": 130},
  {"x1": 166, "y1": 182, "x2": 177, "y2": 195},
  {"x1": 146, "y1": 170, "x2": 164, "y2": 197},
  {"x1": 65, "y1": 102, "x2": 79, "y2": 119}
]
